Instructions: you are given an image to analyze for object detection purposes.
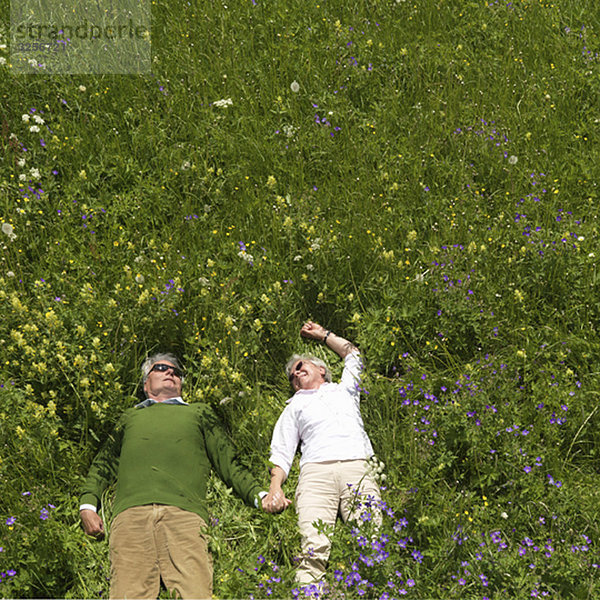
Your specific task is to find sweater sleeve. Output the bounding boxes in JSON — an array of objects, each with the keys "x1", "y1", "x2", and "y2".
[
  {"x1": 79, "y1": 415, "x2": 125, "y2": 509},
  {"x1": 200, "y1": 406, "x2": 263, "y2": 508}
]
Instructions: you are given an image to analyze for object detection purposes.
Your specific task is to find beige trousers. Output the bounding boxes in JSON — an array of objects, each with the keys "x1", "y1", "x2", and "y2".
[
  {"x1": 109, "y1": 504, "x2": 212, "y2": 599},
  {"x1": 294, "y1": 459, "x2": 381, "y2": 585}
]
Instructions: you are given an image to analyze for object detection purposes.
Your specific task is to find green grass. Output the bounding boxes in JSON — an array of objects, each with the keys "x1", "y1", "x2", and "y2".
[{"x1": 1, "y1": 0, "x2": 600, "y2": 597}]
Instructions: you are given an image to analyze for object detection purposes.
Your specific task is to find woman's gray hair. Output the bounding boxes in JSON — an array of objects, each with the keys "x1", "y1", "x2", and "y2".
[
  {"x1": 141, "y1": 353, "x2": 183, "y2": 383},
  {"x1": 285, "y1": 353, "x2": 332, "y2": 383}
]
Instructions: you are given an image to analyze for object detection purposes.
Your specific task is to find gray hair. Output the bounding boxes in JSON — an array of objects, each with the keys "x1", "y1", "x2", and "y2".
[
  {"x1": 285, "y1": 353, "x2": 332, "y2": 383},
  {"x1": 141, "y1": 352, "x2": 183, "y2": 383}
]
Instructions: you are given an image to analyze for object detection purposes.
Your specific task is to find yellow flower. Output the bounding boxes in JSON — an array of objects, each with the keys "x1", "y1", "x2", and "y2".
[{"x1": 266, "y1": 175, "x2": 277, "y2": 188}]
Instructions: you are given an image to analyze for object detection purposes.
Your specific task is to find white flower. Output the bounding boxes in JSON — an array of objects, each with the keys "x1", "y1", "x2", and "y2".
[
  {"x1": 33, "y1": 115, "x2": 44, "y2": 125},
  {"x1": 78, "y1": 85, "x2": 86, "y2": 92},
  {"x1": 213, "y1": 97, "x2": 233, "y2": 108},
  {"x1": 293, "y1": 255, "x2": 303, "y2": 262},
  {"x1": 6, "y1": 271, "x2": 15, "y2": 277},
  {"x1": 508, "y1": 155, "x2": 518, "y2": 165},
  {"x1": 237, "y1": 250, "x2": 254, "y2": 264},
  {"x1": 28, "y1": 58, "x2": 37, "y2": 67},
  {"x1": 17, "y1": 158, "x2": 26, "y2": 167},
  {"x1": 29, "y1": 168, "x2": 40, "y2": 179},
  {"x1": 2, "y1": 223, "x2": 16, "y2": 240},
  {"x1": 29, "y1": 125, "x2": 40, "y2": 133},
  {"x1": 18, "y1": 174, "x2": 26, "y2": 181},
  {"x1": 135, "y1": 274, "x2": 145, "y2": 284},
  {"x1": 283, "y1": 124, "x2": 298, "y2": 138},
  {"x1": 578, "y1": 236, "x2": 585, "y2": 242},
  {"x1": 0, "y1": 57, "x2": 6, "y2": 65},
  {"x1": 306, "y1": 264, "x2": 314, "y2": 271},
  {"x1": 181, "y1": 160, "x2": 191, "y2": 171},
  {"x1": 198, "y1": 277, "x2": 209, "y2": 287},
  {"x1": 500, "y1": 511, "x2": 508, "y2": 519},
  {"x1": 22, "y1": 114, "x2": 30, "y2": 123},
  {"x1": 290, "y1": 80, "x2": 300, "y2": 93}
]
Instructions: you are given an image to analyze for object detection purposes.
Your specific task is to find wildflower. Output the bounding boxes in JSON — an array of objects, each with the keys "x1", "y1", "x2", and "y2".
[
  {"x1": 79, "y1": 85, "x2": 87, "y2": 92},
  {"x1": 213, "y1": 97, "x2": 233, "y2": 108},
  {"x1": 508, "y1": 155, "x2": 518, "y2": 165},
  {"x1": 0, "y1": 57, "x2": 5, "y2": 65},
  {"x1": 135, "y1": 274, "x2": 145, "y2": 284},
  {"x1": 238, "y1": 250, "x2": 254, "y2": 265},
  {"x1": 290, "y1": 80, "x2": 300, "y2": 93},
  {"x1": 2, "y1": 222, "x2": 16, "y2": 241},
  {"x1": 22, "y1": 114, "x2": 30, "y2": 122},
  {"x1": 5, "y1": 516, "x2": 16, "y2": 527},
  {"x1": 266, "y1": 175, "x2": 277, "y2": 188},
  {"x1": 30, "y1": 167, "x2": 41, "y2": 179}
]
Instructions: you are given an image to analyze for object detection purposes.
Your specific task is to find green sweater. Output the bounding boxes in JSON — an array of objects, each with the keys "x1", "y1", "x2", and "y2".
[{"x1": 80, "y1": 402, "x2": 263, "y2": 522}]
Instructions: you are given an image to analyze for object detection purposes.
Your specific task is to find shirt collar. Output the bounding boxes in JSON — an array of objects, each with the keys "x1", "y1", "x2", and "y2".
[
  {"x1": 286, "y1": 382, "x2": 333, "y2": 403},
  {"x1": 135, "y1": 396, "x2": 188, "y2": 409}
]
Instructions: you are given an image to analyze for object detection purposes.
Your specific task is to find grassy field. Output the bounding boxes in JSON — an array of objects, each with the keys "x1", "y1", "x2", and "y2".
[{"x1": 1, "y1": 0, "x2": 600, "y2": 597}]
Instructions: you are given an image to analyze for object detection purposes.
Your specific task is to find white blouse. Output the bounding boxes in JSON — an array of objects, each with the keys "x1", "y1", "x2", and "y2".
[{"x1": 269, "y1": 351, "x2": 374, "y2": 476}]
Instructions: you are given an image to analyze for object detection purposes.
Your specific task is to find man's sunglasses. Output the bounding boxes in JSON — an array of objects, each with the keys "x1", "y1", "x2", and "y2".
[
  {"x1": 150, "y1": 363, "x2": 183, "y2": 379},
  {"x1": 288, "y1": 361, "x2": 303, "y2": 382}
]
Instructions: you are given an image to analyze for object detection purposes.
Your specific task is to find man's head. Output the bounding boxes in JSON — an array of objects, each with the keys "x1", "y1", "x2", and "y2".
[
  {"x1": 141, "y1": 353, "x2": 184, "y2": 401},
  {"x1": 286, "y1": 354, "x2": 331, "y2": 392}
]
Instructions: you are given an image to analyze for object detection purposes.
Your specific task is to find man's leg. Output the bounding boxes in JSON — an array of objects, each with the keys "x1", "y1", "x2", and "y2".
[
  {"x1": 295, "y1": 462, "x2": 340, "y2": 585},
  {"x1": 109, "y1": 506, "x2": 161, "y2": 599},
  {"x1": 337, "y1": 459, "x2": 382, "y2": 526},
  {"x1": 155, "y1": 505, "x2": 213, "y2": 600}
]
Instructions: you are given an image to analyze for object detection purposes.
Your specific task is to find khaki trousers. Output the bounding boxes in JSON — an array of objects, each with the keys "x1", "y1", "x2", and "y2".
[
  {"x1": 109, "y1": 504, "x2": 212, "y2": 599},
  {"x1": 295, "y1": 459, "x2": 381, "y2": 585}
]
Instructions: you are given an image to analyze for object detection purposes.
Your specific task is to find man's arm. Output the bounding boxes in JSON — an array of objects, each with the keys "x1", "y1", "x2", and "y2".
[
  {"x1": 262, "y1": 465, "x2": 292, "y2": 513},
  {"x1": 78, "y1": 420, "x2": 124, "y2": 539},
  {"x1": 80, "y1": 508, "x2": 105, "y2": 538},
  {"x1": 300, "y1": 321, "x2": 358, "y2": 358}
]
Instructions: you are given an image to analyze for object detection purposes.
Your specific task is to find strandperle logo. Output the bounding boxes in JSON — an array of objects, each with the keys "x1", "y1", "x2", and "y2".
[
  {"x1": 10, "y1": 0, "x2": 151, "y2": 74},
  {"x1": 13, "y1": 20, "x2": 149, "y2": 42}
]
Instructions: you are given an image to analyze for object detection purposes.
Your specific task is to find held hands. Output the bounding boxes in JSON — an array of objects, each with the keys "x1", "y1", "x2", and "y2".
[
  {"x1": 300, "y1": 321, "x2": 327, "y2": 342},
  {"x1": 261, "y1": 487, "x2": 292, "y2": 514},
  {"x1": 80, "y1": 509, "x2": 105, "y2": 539}
]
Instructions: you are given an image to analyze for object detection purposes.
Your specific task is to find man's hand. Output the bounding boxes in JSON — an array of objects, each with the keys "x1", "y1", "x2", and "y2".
[
  {"x1": 261, "y1": 488, "x2": 292, "y2": 514},
  {"x1": 80, "y1": 509, "x2": 105, "y2": 539},
  {"x1": 300, "y1": 321, "x2": 357, "y2": 358},
  {"x1": 300, "y1": 321, "x2": 327, "y2": 342}
]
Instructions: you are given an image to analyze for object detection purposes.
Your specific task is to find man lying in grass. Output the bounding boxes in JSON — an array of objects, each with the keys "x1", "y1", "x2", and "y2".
[
  {"x1": 265, "y1": 321, "x2": 380, "y2": 585},
  {"x1": 79, "y1": 352, "x2": 276, "y2": 600}
]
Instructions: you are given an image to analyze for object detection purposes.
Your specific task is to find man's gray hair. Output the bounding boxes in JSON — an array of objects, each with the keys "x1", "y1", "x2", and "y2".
[
  {"x1": 285, "y1": 353, "x2": 332, "y2": 383},
  {"x1": 141, "y1": 352, "x2": 183, "y2": 383}
]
